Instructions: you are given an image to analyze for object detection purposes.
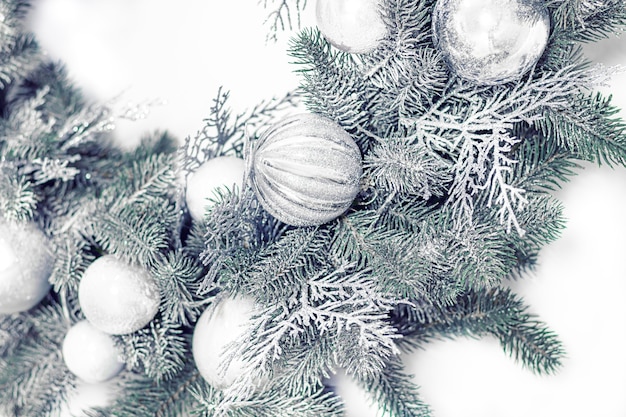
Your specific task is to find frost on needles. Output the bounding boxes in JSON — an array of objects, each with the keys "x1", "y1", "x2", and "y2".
[{"x1": 1, "y1": 0, "x2": 626, "y2": 416}]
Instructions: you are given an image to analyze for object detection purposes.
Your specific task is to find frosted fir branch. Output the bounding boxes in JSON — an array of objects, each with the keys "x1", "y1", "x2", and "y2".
[
  {"x1": 119, "y1": 321, "x2": 188, "y2": 383},
  {"x1": 179, "y1": 87, "x2": 300, "y2": 175},
  {"x1": 56, "y1": 103, "x2": 115, "y2": 152},
  {"x1": 0, "y1": 86, "x2": 54, "y2": 159},
  {"x1": 99, "y1": 362, "x2": 203, "y2": 417},
  {"x1": 0, "y1": 33, "x2": 41, "y2": 88},
  {"x1": 0, "y1": 303, "x2": 76, "y2": 417},
  {"x1": 108, "y1": 153, "x2": 177, "y2": 209},
  {"x1": 228, "y1": 267, "x2": 400, "y2": 400},
  {"x1": 207, "y1": 386, "x2": 343, "y2": 417},
  {"x1": 260, "y1": 0, "x2": 307, "y2": 43},
  {"x1": 31, "y1": 156, "x2": 81, "y2": 184},
  {"x1": 401, "y1": 64, "x2": 607, "y2": 233},
  {"x1": 0, "y1": 171, "x2": 37, "y2": 222},
  {"x1": 364, "y1": 137, "x2": 452, "y2": 199},
  {"x1": 152, "y1": 250, "x2": 207, "y2": 327},
  {"x1": 548, "y1": 0, "x2": 626, "y2": 42},
  {"x1": 358, "y1": 356, "x2": 431, "y2": 417}
]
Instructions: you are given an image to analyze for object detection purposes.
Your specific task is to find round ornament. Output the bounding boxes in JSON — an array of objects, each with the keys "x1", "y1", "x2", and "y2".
[
  {"x1": 432, "y1": 0, "x2": 550, "y2": 85},
  {"x1": 250, "y1": 113, "x2": 362, "y2": 227},
  {"x1": 62, "y1": 320, "x2": 125, "y2": 384},
  {"x1": 186, "y1": 156, "x2": 246, "y2": 222},
  {"x1": 0, "y1": 220, "x2": 53, "y2": 314},
  {"x1": 78, "y1": 255, "x2": 160, "y2": 335},
  {"x1": 316, "y1": 0, "x2": 387, "y2": 54},
  {"x1": 192, "y1": 295, "x2": 256, "y2": 388}
]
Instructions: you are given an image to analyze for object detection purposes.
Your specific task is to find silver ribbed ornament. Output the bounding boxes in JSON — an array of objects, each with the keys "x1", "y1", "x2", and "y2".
[{"x1": 250, "y1": 113, "x2": 362, "y2": 227}]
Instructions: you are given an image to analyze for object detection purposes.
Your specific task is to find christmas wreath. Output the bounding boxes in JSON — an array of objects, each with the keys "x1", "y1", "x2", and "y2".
[{"x1": 1, "y1": 0, "x2": 625, "y2": 416}]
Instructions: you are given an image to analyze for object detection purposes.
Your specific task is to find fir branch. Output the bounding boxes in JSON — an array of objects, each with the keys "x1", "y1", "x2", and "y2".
[
  {"x1": 402, "y1": 63, "x2": 606, "y2": 233},
  {"x1": 394, "y1": 287, "x2": 565, "y2": 375},
  {"x1": 88, "y1": 198, "x2": 174, "y2": 267},
  {"x1": 507, "y1": 127, "x2": 581, "y2": 193},
  {"x1": 548, "y1": 0, "x2": 626, "y2": 43},
  {"x1": 98, "y1": 362, "x2": 202, "y2": 417},
  {"x1": 268, "y1": 327, "x2": 336, "y2": 397},
  {"x1": 0, "y1": 85, "x2": 55, "y2": 160},
  {"x1": 119, "y1": 321, "x2": 188, "y2": 383},
  {"x1": 261, "y1": 0, "x2": 307, "y2": 43},
  {"x1": 497, "y1": 194, "x2": 566, "y2": 274},
  {"x1": 0, "y1": 33, "x2": 41, "y2": 88},
  {"x1": 55, "y1": 102, "x2": 115, "y2": 153},
  {"x1": 30, "y1": 155, "x2": 81, "y2": 184},
  {"x1": 179, "y1": 87, "x2": 300, "y2": 175},
  {"x1": 105, "y1": 153, "x2": 177, "y2": 209},
  {"x1": 242, "y1": 226, "x2": 329, "y2": 303},
  {"x1": 0, "y1": 169, "x2": 37, "y2": 222},
  {"x1": 533, "y1": 92, "x2": 626, "y2": 166},
  {"x1": 364, "y1": 137, "x2": 452, "y2": 199},
  {"x1": 289, "y1": 28, "x2": 372, "y2": 148},
  {"x1": 0, "y1": 314, "x2": 31, "y2": 357},
  {"x1": 358, "y1": 356, "x2": 431, "y2": 417},
  {"x1": 195, "y1": 384, "x2": 343, "y2": 417},
  {"x1": 0, "y1": 0, "x2": 32, "y2": 50},
  {"x1": 48, "y1": 235, "x2": 94, "y2": 293},
  {"x1": 200, "y1": 189, "x2": 282, "y2": 294},
  {"x1": 363, "y1": 0, "x2": 447, "y2": 124},
  {"x1": 234, "y1": 265, "x2": 400, "y2": 395},
  {"x1": 0, "y1": 303, "x2": 75, "y2": 417},
  {"x1": 153, "y1": 250, "x2": 206, "y2": 327}
]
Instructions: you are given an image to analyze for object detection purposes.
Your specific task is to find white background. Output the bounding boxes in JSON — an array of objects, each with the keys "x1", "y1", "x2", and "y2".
[{"x1": 25, "y1": 1, "x2": 626, "y2": 416}]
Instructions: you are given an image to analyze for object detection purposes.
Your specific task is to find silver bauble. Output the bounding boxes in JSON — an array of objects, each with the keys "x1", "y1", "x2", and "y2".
[
  {"x1": 250, "y1": 113, "x2": 362, "y2": 227},
  {"x1": 432, "y1": 0, "x2": 550, "y2": 85},
  {"x1": 192, "y1": 295, "x2": 256, "y2": 388},
  {"x1": 185, "y1": 156, "x2": 246, "y2": 222},
  {"x1": 78, "y1": 255, "x2": 160, "y2": 335},
  {"x1": 316, "y1": 0, "x2": 387, "y2": 53},
  {"x1": 63, "y1": 320, "x2": 125, "y2": 384},
  {"x1": 0, "y1": 220, "x2": 52, "y2": 314}
]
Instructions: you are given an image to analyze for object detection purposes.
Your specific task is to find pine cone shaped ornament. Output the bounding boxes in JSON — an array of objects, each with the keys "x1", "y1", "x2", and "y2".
[{"x1": 249, "y1": 113, "x2": 363, "y2": 227}]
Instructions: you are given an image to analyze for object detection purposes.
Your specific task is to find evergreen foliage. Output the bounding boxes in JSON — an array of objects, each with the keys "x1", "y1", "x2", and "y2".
[{"x1": 0, "y1": 0, "x2": 625, "y2": 416}]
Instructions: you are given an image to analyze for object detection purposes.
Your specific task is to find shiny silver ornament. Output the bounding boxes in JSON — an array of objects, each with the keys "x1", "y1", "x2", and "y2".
[
  {"x1": 432, "y1": 0, "x2": 550, "y2": 85},
  {"x1": 79, "y1": 255, "x2": 160, "y2": 335},
  {"x1": 0, "y1": 220, "x2": 52, "y2": 314},
  {"x1": 250, "y1": 113, "x2": 363, "y2": 227},
  {"x1": 316, "y1": 0, "x2": 387, "y2": 53}
]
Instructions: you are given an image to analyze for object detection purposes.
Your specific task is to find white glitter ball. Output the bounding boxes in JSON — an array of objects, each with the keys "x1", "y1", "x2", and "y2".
[
  {"x1": 185, "y1": 156, "x2": 246, "y2": 222},
  {"x1": 78, "y1": 255, "x2": 160, "y2": 335},
  {"x1": 192, "y1": 295, "x2": 256, "y2": 388},
  {"x1": 316, "y1": 0, "x2": 387, "y2": 54},
  {"x1": 432, "y1": 0, "x2": 550, "y2": 84},
  {"x1": 0, "y1": 221, "x2": 53, "y2": 314},
  {"x1": 63, "y1": 320, "x2": 125, "y2": 384}
]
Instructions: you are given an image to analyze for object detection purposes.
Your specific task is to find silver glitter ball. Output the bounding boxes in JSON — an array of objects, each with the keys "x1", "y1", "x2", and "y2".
[
  {"x1": 0, "y1": 220, "x2": 52, "y2": 314},
  {"x1": 79, "y1": 255, "x2": 160, "y2": 335},
  {"x1": 192, "y1": 295, "x2": 256, "y2": 388},
  {"x1": 432, "y1": 0, "x2": 550, "y2": 85},
  {"x1": 316, "y1": 0, "x2": 387, "y2": 54},
  {"x1": 250, "y1": 113, "x2": 363, "y2": 227},
  {"x1": 62, "y1": 320, "x2": 125, "y2": 383}
]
